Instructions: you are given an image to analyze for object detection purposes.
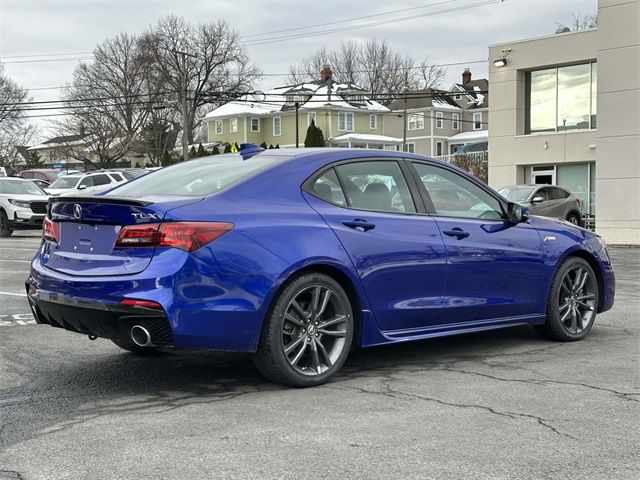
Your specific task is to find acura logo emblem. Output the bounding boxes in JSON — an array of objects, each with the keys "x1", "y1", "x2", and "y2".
[{"x1": 73, "y1": 204, "x2": 82, "y2": 220}]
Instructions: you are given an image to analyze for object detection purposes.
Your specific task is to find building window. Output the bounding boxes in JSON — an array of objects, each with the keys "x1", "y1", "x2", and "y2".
[
  {"x1": 454, "y1": 94, "x2": 463, "y2": 101},
  {"x1": 307, "y1": 112, "x2": 316, "y2": 126},
  {"x1": 214, "y1": 120, "x2": 223, "y2": 135},
  {"x1": 273, "y1": 116, "x2": 281, "y2": 136},
  {"x1": 473, "y1": 112, "x2": 482, "y2": 130},
  {"x1": 526, "y1": 62, "x2": 597, "y2": 133},
  {"x1": 369, "y1": 114, "x2": 377, "y2": 129},
  {"x1": 338, "y1": 112, "x2": 354, "y2": 131},
  {"x1": 407, "y1": 113, "x2": 424, "y2": 130},
  {"x1": 230, "y1": 117, "x2": 238, "y2": 133},
  {"x1": 435, "y1": 141, "x2": 443, "y2": 156},
  {"x1": 402, "y1": 143, "x2": 415, "y2": 153},
  {"x1": 452, "y1": 113, "x2": 460, "y2": 130},
  {"x1": 251, "y1": 117, "x2": 260, "y2": 133},
  {"x1": 435, "y1": 112, "x2": 443, "y2": 129}
]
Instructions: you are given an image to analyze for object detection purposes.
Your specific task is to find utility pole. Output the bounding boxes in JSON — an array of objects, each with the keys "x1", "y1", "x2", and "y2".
[
  {"x1": 402, "y1": 87, "x2": 408, "y2": 153},
  {"x1": 295, "y1": 102, "x2": 300, "y2": 148},
  {"x1": 170, "y1": 48, "x2": 197, "y2": 162}
]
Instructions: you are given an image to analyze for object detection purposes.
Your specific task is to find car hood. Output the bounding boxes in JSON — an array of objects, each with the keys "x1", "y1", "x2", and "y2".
[
  {"x1": 0, "y1": 193, "x2": 49, "y2": 202},
  {"x1": 528, "y1": 214, "x2": 592, "y2": 236}
]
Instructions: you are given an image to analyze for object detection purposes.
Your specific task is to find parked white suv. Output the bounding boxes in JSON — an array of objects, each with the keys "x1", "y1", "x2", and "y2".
[
  {"x1": 0, "y1": 177, "x2": 49, "y2": 237},
  {"x1": 46, "y1": 171, "x2": 128, "y2": 196}
]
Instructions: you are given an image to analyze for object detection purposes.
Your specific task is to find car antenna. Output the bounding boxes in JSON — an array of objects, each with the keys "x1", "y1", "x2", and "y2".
[{"x1": 239, "y1": 143, "x2": 265, "y2": 160}]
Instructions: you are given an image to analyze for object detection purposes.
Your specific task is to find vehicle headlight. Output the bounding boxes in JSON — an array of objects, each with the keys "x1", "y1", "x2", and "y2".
[{"x1": 8, "y1": 199, "x2": 31, "y2": 209}]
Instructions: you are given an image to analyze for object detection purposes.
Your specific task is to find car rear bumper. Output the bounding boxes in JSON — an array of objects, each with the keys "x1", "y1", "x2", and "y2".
[{"x1": 27, "y1": 288, "x2": 173, "y2": 346}]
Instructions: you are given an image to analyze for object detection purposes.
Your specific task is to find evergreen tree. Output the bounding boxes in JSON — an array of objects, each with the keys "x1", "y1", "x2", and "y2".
[
  {"x1": 275, "y1": 144, "x2": 280, "y2": 149},
  {"x1": 210, "y1": 145, "x2": 220, "y2": 155},
  {"x1": 304, "y1": 119, "x2": 325, "y2": 147},
  {"x1": 223, "y1": 143, "x2": 232, "y2": 153},
  {"x1": 26, "y1": 151, "x2": 44, "y2": 167},
  {"x1": 259, "y1": 141, "x2": 267, "y2": 149},
  {"x1": 197, "y1": 143, "x2": 206, "y2": 157},
  {"x1": 161, "y1": 150, "x2": 173, "y2": 166},
  {"x1": 268, "y1": 144, "x2": 274, "y2": 149},
  {"x1": 189, "y1": 145, "x2": 197, "y2": 158}
]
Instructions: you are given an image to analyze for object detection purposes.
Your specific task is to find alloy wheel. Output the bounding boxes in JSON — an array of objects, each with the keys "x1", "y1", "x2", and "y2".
[
  {"x1": 558, "y1": 265, "x2": 597, "y2": 334},
  {"x1": 281, "y1": 284, "x2": 348, "y2": 376}
]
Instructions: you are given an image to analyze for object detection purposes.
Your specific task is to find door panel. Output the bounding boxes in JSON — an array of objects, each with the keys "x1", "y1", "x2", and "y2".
[{"x1": 411, "y1": 161, "x2": 546, "y2": 323}]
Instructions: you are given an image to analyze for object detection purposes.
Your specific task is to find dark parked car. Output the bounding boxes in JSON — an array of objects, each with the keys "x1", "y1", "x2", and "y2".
[
  {"x1": 27, "y1": 147, "x2": 614, "y2": 387},
  {"x1": 499, "y1": 184, "x2": 582, "y2": 225},
  {"x1": 18, "y1": 168, "x2": 67, "y2": 184}
]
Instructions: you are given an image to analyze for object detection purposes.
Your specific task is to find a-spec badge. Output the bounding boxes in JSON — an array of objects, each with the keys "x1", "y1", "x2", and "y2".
[
  {"x1": 73, "y1": 204, "x2": 83, "y2": 220},
  {"x1": 544, "y1": 236, "x2": 556, "y2": 242}
]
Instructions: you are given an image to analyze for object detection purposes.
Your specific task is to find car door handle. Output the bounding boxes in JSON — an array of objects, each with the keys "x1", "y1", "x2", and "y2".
[
  {"x1": 443, "y1": 228, "x2": 469, "y2": 239},
  {"x1": 343, "y1": 218, "x2": 375, "y2": 232}
]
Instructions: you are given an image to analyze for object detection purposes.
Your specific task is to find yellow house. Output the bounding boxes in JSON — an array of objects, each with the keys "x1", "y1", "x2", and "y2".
[{"x1": 204, "y1": 67, "x2": 400, "y2": 149}]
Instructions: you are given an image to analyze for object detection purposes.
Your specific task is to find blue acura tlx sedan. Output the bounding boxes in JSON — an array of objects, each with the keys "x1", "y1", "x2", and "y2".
[{"x1": 26, "y1": 146, "x2": 615, "y2": 387}]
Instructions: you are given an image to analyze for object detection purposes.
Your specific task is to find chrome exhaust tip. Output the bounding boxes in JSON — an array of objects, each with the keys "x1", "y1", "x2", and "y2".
[{"x1": 131, "y1": 325, "x2": 153, "y2": 347}]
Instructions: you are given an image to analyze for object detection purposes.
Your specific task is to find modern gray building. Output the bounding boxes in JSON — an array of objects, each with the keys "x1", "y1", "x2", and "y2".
[{"x1": 488, "y1": 0, "x2": 639, "y2": 245}]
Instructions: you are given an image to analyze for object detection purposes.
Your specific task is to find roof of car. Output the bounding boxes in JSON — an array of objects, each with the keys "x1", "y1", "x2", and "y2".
[{"x1": 19, "y1": 168, "x2": 59, "y2": 173}]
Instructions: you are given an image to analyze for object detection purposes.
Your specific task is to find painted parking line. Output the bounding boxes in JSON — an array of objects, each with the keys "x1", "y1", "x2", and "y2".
[
  {"x1": 0, "y1": 313, "x2": 36, "y2": 326},
  {"x1": 0, "y1": 292, "x2": 27, "y2": 297},
  {"x1": 0, "y1": 259, "x2": 32, "y2": 263}
]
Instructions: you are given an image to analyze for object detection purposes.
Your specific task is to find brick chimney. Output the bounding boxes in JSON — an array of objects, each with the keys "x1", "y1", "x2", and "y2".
[
  {"x1": 320, "y1": 65, "x2": 333, "y2": 82},
  {"x1": 462, "y1": 68, "x2": 471, "y2": 85}
]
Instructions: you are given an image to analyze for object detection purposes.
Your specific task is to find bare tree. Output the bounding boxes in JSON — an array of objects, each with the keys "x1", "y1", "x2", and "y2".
[
  {"x1": 139, "y1": 15, "x2": 261, "y2": 147},
  {"x1": 0, "y1": 65, "x2": 35, "y2": 167},
  {"x1": 0, "y1": 124, "x2": 38, "y2": 168},
  {"x1": 287, "y1": 39, "x2": 447, "y2": 102},
  {"x1": 556, "y1": 12, "x2": 598, "y2": 32}
]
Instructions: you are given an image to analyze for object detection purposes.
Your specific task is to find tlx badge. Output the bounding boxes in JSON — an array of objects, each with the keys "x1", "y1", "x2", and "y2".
[{"x1": 132, "y1": 213, "x2": 159, "y2": 220}]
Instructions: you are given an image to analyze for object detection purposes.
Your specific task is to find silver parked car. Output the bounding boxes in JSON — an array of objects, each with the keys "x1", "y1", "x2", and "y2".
[{"x1": 498, "y1": 184, "x2": 582, "y2": 225}]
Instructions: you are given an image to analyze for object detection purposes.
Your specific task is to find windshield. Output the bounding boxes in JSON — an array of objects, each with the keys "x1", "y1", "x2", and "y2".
[
  {"x1": 108, "y1": 154, "x2": 283, "y2": 196},
  {"x1": 499, "y1": 186, "x2": 536, "y2": 202},
  {"x1": 50, "y1": 176, "x2": 81, "y2": 189},
  {"x1": 0, "y1": 179, "x2": 47, "y2": 195}
]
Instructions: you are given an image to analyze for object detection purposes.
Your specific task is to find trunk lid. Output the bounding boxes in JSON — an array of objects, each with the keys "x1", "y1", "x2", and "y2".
[{"x1": 42, "y1": 195, "x2": 203, "y2": 276}]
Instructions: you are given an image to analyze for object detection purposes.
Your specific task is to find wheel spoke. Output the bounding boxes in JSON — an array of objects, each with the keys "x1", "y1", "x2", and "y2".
[
  {"x1": 309, "y1": 338, "x2": 321, "y2": 373},
  {"x1": 290, "y1": 340, "x2": 307, "y2": 366},
  {"x1": 562, "y1": 276, "x2": 574, "y2": 295},
  {"x1": 577, "y1": 293, "x2": 595, "y2": 301},
  {"x1": 310, "y1": 286, "x2": 322, "y2": 317},
  {"x1": 290, "y1": 300, "x2": 308, "y2": 320},
  {"x1": 572, "y1": 268, "x2": 584, "y2": 291},
  {"x1": 315, "y1": 338, "x2": 332, "y2": 367},
  {"x1": 319, "y1": 329, "x2": 346, "y2": 337},
  {"x1": 318, "y1": 315, "x2": 345, "y2": 329},
  {"x1": 316, "y1": 288, "x2": 332, "y2": 319},
  {"x1": 559, "y1": 301, "x2": 571, "y2": 312},
  {"x1": 284, "y1": 335, "x2": 306, "y2": 355},
  {"x1": 570, "y1": 307, "x2": 578, "y2": 333},
  {"x1": 576, "y1": 269, "x2": 589, "y2": 292},
  {"x1": 577, "y1": 301, "x2": 594, "y2": 310},
  {"x1": 284, "y1": 312, "x2": 305, "y2": 327},
  {"x1": 560, "y1": 306, "x2": 572, "y2": 323}
]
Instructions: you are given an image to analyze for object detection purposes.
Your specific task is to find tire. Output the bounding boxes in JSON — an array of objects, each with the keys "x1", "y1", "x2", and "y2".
[
  {"x1": 566, "y1": 212, "x2": 581, "y2": 226},
  {"x1": 111, "y1": 338, "x2": 160, "y2": 355},
  {"x1": 253, "y1": 272, "x2": 354, "y2": 387},
  {"x1": 535, "y1": 257, "x2": 599, "y2": 341},
  {"x1": 0, "y1": 210, "x2": 13, "y2": 237}
]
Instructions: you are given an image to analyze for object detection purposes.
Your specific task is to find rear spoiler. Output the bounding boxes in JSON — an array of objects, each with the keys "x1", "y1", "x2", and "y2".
[{"x1": 49, "y1": 196, "x2": 152, "y2": 207}]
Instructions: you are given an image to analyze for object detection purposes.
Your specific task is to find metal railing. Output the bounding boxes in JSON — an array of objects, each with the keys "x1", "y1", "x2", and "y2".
[{"x1": 435, "y1": 151, "x2": 489, "y2": 183}]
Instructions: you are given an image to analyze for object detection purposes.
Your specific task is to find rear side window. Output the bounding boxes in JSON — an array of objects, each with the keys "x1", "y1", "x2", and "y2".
[
  {"x1": 311, "y1": 169, "x2": 347, "y2": 206},
  {"x1": 334, "y1": 161, "x2": 416, "y2": 214},
  {"x1": 91, "y1": 174, "x2": 111, "y2": 186},
  {"x1": 110, "y1": 173, "x2": 124, "y2": 182},
  {"x1": 549, "y1": 187, "x2": 569, "y2": 200},
  {"x1": 108, "y1": 154, "x2": 283, "y2": 196}
]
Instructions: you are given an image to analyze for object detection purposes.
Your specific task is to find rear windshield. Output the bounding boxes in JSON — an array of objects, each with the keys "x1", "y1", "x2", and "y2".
[{"x1": 107, "y1": 154, "x2": 283, "y2": 196}]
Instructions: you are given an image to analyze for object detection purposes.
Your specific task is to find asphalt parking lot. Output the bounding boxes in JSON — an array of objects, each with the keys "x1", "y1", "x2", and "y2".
[{"x1": 0, "y1": 232, "x2": 638, "y2": 480}]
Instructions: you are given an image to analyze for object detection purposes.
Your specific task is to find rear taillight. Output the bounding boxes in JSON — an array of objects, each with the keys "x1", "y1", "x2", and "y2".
[
  {"x1": 43, "y1": 217, "x2": 59, "y2": 243},
  {"x1": 115, "y1": 222, "x2": 232, "y2": 253}
]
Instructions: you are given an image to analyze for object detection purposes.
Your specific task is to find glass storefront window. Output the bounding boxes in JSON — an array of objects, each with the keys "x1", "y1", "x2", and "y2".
[
  {"x1": 526, "y1": 63, "x2": 597, "y2": 133},
  {"x1": 556, "y1": 163, "x2": 595, "y2": 215}
]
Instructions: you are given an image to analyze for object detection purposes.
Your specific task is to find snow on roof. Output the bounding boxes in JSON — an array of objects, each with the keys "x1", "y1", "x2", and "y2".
[
  {"x1": 448, "y1": 130, "x2": 488, "y2": 143},
  {"x1": 431, "y1": 98, "x2": 462, "y2": 111},
  {"x1": 473, "y1": 86, "x2": 485, "y2": 106},
  {"x1": 204, "y1": 80, "x2": 389, "y2": 119},
  {"x1": 330, "y1": 133, "x2": 403, "y2": 144}
]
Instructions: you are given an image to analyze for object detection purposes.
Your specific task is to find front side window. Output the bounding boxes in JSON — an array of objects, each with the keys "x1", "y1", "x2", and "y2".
[
  {"x1": 307, "y1": 112, "x2": 316, "y2": 126},
  {"x1": 335, "y1": 161, "x2": 416, "y2": 214},
  {"x1": 407, "y1": 113, "x2": 424, "y2": 130},
  {"x1": 435, "y1": 112, "x2": 443, "y2": 129},
  {"x1": 452, "y1": 113, "x2": 460, "y2": 130},
  {"x1": 230, "y1": 117, "x2": 238, "y2": 133},
  {"x1": 78, "y1": 176, "x2": 94, "y2": 188},
  {"x1": 370, "y1": 114, "x2": 377, "y2": 129},
  {"x1": 273, "y1": 116, "x2": 281, "y2": 136},
  {"x1": 338, "y1": 112, "x2": 354, "y2": 131},
  {"x1": 251, "y1": 117, "x2": 260, "y2": 132},
  {"x1": 527, "y1": 62, "x2": 597, "y2": 133},
  {"x1": 310, "y1": 168, "x2": 346, "y2": 206},
  {"x1": 215, "y1": 120, "x2": 223, "y2": 135},
  {"x1": 473, "y1": 112, "x2": 482, "y2": 130},
  {"x1": 413, "y1": 162, "x2": 503, "y2": 220}
]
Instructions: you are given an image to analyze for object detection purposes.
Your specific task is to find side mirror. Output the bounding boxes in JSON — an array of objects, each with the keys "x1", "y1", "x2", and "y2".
[
  {"x1": 531, "y1": 195, "x2": 544, "y2": 203},
  {"x1": 77, "y1": 184, "x2": 87, "y2": 190},
  {"x1": 507, "y1": 202, "x2": 529, "y2": 224}
]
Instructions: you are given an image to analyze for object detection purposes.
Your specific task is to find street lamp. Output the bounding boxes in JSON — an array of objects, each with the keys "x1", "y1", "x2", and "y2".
[{"x1": 295, "y1": 101, "x2": 300, "y2": 148}]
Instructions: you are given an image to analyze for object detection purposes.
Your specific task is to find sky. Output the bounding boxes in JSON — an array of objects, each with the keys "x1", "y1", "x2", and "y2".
[{"x1": 0, "y1": 0, "x2": 597, "y2": 140}]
